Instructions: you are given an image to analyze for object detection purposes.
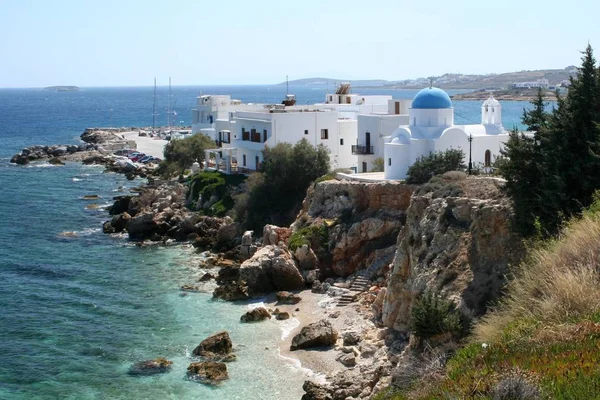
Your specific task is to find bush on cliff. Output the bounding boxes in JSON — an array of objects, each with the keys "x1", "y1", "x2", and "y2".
[
  {"x1": 157, "y1": 134, "x2": 215, "y2": 178},
  {"x1": 410, "y1": 291, "x2": 463, "y2": 339},
  {"x1": 188, "y1": 171, "x2": 246, "y2": 217},
  {"x1": 234, "y1": 139, "x2": 330, "y2": 231},
  {"x1": 405, "y1": 149, "x2": 466, "y2": 184},
  {"x1": 288, "y1": 224, "x2": 329, "y2": 252}
]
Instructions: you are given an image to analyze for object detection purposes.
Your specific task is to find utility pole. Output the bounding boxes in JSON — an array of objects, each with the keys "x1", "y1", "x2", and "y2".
[{"x1": 468, "y1": 134, "x2": 473, "y2": 175}]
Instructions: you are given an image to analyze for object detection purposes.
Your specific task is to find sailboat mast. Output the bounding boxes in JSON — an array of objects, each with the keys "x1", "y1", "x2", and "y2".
[
  {"x1": 152, "y1": 77, "x2": 157, "y2": 130},
  {"x1": 286, "y1": 75, "x2": 289, "y2": 96},
  {"x1": 167, "y1": 77, "x2": 172, "y2": 127}
]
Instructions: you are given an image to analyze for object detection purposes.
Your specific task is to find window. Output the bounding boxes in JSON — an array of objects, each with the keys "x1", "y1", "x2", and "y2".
[
  {"x1": 304, "y1": 129, "x2": 309, "y2": 135},
  {"x1": 388, "y1": 158, "x2": 391, "y2": 166},
  {"x1": 340, "y1": 138, "x2": 344, "y2": 145},
  {"x1": 321, "y1": 129, "x2": 329, "y2": 140},
  {"x1": 263, "y1": 129, "x2": 267, "y2": 142},
  {"x1": 243, "y1": 154, "x2": 246, "y2": 167}
]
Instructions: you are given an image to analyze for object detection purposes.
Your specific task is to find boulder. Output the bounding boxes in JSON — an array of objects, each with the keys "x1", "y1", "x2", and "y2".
[
  {"x1": 109, "y1": 196, "x2": 133, "y2": 216},
  {"x1": 262, "y1": 224, "x2": 291, "y2": 246},
  {"x1": 336, "y1": 352, "x2": 356, "y2": 367},
  {"x1": 126, "y1": 212, "x2": 157, "y2": 240},
  {"x1": 238, "y1": 245, "x2": 305, "y2": 295},
  {"x1": 241, "y1": 230, "x2": 254, "y2": 246},
  {"x1": 276, "y1": 291, "x2": 302, "y2": 305},
  {"x1": 294, "y1": 244, "x2": 319, "y2": 270},
  {"x1": 275, "y1": 311, "x2": 290, "y2": 320},
  {"x1": 240, "y1": 307, "x2": 271, "y2": 323},
  {"x1": 213, "y1": 282, "x2": 249, "y2": 301},
  {"x1": 110, "y1": 212, "x2": 131, "y2": 233},
  {"x1": 199, "y1": 272, "x2": 214, "y2": 282},
  {"x1": 192, "y1": 331, "x2": 233, "y2": 358},
  {"x1": 128, "y1": 357, "x2": 173, "y2": 376},
  {"x1": 48, "y1": 157, "x2": 65, "y2": 165},
  {"x1": 290, "y1": 320, "x2": 338, "y2": 350},
  {"x1": 301, "y1": 380, "x2": 333, "y2": 400},
  {"x1": 187, "y1": 361, "x2": 228, "y2": 385},
  {"x1": 102, "y1": 221, "x2": 115, "y2": 234},
  {"x1": 343, "y1": 331, "x2": 361, "y2": 346},
  {"x1": 217, "y1": 218, "x2": 242, "y2": 247}
]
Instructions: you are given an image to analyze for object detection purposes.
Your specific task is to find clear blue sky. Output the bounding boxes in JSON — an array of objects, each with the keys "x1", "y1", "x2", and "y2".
[{"x1": 0, "y1": 0, "x2": 598, "y2": 87}]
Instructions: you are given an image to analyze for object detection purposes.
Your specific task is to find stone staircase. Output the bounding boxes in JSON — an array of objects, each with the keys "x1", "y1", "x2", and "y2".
[{"x1": 336, "y1": 275, "x2": 371, "y2": 307}]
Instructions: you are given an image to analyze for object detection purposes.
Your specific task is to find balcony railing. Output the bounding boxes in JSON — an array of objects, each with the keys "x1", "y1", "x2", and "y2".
[{"x1": 352, "y1": 145, "x2": 374, "y2": 155}]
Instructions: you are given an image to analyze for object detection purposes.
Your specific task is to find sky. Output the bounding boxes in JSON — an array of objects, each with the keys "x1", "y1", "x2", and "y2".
[{"x1": 0, "y1": 0, "x2": 598, "y2": 87}]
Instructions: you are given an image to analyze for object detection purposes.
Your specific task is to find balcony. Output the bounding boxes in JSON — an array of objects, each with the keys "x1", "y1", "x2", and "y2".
[{"x1": 352, "y1": 145, "x2": 374, "y2": 155}]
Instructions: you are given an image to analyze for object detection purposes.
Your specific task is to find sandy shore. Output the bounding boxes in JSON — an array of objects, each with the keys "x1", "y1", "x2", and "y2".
[
  {"x1": 121, "y1": 131, "x2": 168, "y2": 158},
  {"x1": 262, "y1": 289, "x2": 382, "y2": 380}
]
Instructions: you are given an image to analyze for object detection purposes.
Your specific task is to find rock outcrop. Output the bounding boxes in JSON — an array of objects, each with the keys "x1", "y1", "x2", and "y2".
[
  {"x1": 291, "y1": 180, "x2": 415, "y2": 277},
  {"x1": 290, "y1": 319, "x2": 338, "y2": 350},
  {"x1": 380, "y1": 177, "x2": 523, "y2": 332}
]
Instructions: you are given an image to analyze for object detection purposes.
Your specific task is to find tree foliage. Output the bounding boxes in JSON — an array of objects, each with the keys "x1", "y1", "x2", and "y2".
[
  {"x1": 236, "y1": 139, "x2": 330, "y2": 231},
  {"x1": 499, "y1": 44, "x2": 600, "y2": 237},
  {"x1": 406, "y1": 149, "x2": 466, "y2": 184},
  {"x1": 158, "y1": 134, "x2": 216, "y2": 178}
]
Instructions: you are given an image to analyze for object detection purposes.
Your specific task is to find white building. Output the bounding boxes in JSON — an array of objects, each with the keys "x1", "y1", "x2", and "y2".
[
  {"x1": 205, "y1": 106, "x2": 356, "y2": 173},
  {"x1": 191, "y1": 95, "x2": 264, "y2": 140},
  {"x1": 383, "y1": 87, "x2": 509, "y2": 180},
  {"x1": 355, "y1": 99, "x2": 411, "y2": 172},
  {"x1": 512, "y1": 78, "x2": 550, "y2": 89},
  {"x1": 198, "y1": 85, "x2": 392, "y2": 174}
]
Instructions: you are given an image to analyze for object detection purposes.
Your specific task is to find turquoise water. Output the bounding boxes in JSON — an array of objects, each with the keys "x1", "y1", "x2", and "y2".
[{"x1": 0, "y1": 86, "x2": 539, "y2": 399}]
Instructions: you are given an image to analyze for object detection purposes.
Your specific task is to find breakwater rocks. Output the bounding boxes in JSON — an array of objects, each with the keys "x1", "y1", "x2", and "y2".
[
  {"x1": 10, "y1": 143, "x2": 97, "y2": 165},
  {"x1": 10, "y1": 128, "x2": 155, "y2": 180}
]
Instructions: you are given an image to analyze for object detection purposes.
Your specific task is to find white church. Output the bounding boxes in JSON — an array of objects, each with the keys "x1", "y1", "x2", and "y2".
[{"x1": 383, "y1": 87, "x2": 509, "y2": 180}]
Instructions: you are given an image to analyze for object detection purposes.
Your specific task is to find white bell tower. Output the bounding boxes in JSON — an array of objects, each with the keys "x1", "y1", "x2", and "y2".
[{"x1": 481, "y1": 95, "x2": 502, "y2": 125}]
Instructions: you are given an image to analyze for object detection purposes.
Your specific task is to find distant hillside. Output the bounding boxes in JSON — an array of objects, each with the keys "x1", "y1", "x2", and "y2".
[
  {"x1": 278, "y1": 67, "x2": 578, "y2": 91},
  {"x1": 275, "y1": 77, "x2": 393, "y2": 88}
]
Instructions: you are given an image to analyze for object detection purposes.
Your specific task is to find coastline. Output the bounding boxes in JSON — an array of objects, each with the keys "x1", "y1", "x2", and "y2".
[{"x1": 6, "y1": 126, "x2": 387, "y2": 399}]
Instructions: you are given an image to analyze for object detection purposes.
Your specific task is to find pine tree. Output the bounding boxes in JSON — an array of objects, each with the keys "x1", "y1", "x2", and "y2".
[
  {"x1": 546, "y1": 44, "x2": 600, "y2": 220},
  {"x1": 500, "y1": 89, "x2": 550, "y2": 236}
]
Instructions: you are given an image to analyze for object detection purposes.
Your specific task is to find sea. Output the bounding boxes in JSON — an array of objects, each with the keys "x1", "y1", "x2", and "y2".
[{"x1": 0, "y1": 85, "x2": 536, "y2": 400}]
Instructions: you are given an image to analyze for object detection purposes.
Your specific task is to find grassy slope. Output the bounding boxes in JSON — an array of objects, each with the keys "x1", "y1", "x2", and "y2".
[{"x1": 377, "y1": 201, "x2": 600, "y2": 399}]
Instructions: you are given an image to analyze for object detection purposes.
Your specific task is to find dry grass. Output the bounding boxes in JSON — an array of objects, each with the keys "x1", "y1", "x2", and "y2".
[{"x1": 474, "y1": 210, "x2": 600, "y2": 344}]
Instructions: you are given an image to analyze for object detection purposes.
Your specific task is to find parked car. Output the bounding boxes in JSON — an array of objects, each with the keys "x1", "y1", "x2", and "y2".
[
  {"x1": 113, "y1": 149, "x2": 135, "y2": 156},
  {"x1": 142, "y1": 157, "x2": 161, "y2": 164},
  {"x1": 126, "y1": 151, "x2": 141, "y2": 159},
  {"x1": 138, "y1": 155, "x2": 153, "y2": 163},
  {"x1": 130, "y1": 153, "x2": 146, "y2": 162}
]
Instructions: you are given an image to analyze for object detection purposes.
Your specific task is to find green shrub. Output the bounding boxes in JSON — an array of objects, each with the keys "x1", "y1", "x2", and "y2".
[
  {"x1": 288, "y1": 224, "x2": 329, "y2": 252},
  {"x1": 188, "y1": 171, "x2": 246, "y2": 217},
  {"x1": 406, "y1": 149, "x2": 466, "y2": 184},
  {"x1": 410, "y1": 291, "x2": 463, "y2": 339}
]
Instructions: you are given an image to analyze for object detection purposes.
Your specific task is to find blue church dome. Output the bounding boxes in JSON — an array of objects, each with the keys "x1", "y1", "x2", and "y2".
[{"x1": 411, "y1": 87, "x2": 453, "y2": 109}]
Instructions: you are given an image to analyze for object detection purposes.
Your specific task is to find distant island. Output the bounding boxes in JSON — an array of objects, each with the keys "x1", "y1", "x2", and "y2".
[{"x1": 43, "y1": 86, "x2": 79, "y2": 92}]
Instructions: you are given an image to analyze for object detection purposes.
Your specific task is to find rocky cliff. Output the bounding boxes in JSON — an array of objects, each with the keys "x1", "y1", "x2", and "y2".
[
  {"x1": 292, "y1": 179, "x2": 415, "y2": 278},
  {"x1": 379, "y1": 175, "x2": 523, "y2": 332}
]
